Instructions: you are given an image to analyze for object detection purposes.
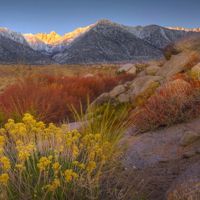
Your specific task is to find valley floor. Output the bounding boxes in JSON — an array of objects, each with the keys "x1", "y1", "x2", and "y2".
[
  {"x1": 1, "y1": 50, "x2": 200, "y2": 199},
  {"x1": 0, "y1": 64, "x2": 118, "y2": 93}
]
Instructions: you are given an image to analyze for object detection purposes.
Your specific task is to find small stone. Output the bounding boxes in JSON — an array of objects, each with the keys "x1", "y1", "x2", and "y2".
[
  {"x1": 180, "y1": 131, "x2": 200, "y2": 147},
  {"x1": 182, "y1": 151, "x2": 196, "y2": 159},
  {"x1": 84, "y1": 73, "x2": 94, "y2": 77}
]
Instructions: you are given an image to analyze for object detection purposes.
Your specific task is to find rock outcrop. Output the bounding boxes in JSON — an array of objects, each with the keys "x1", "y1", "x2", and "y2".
[
  {"x1": 145, "y1": 65, "x2": 160, "y2": 75},
  {"x1": 93, "y1": 75, "x2": 163, "y2": 105},
  {"x1": 156, "y1": 51, "x2": 200, "y2": 78},
  {"x1": 124, "y1": 118, "x2": 200, "y2": 169},
  {"x1": 117, "y1": 64, "x2": 135, "y2": 73},
  {"x1": 123, "y1": 118, "x2": 200, "y2": 200}
]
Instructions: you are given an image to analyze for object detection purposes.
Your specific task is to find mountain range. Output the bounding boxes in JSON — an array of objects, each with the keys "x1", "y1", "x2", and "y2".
[{"x1": 0, "y1": 19, "x2": 200, "y2": 64}]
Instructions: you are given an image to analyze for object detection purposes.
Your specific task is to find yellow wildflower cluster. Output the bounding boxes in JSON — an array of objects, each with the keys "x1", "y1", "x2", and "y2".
[
  {"x1": 0, "y1": 156, "x2": 11, "y2": 171},
  {"x1": 37, "y1": 156, "x2": 52, "y2": 171},
  {"x1": 72, "y1": 161, "x2": 85, "y2": 169},
  {"x1": 0, "y1": 136, "x2": 5, "y2": 155},
  {"x1": 52, "y1": 162, "x2": 61, "y2": 175},
  {"x1": 0, "y1": 136, "x2": 5, "y2": 147},
  {"x1": 0, "y1": 173, "x2": 9, "y2": 186},
  {"x1": 0, "y1": 154, "x2": 11, "y2": 187},
  {"x1": 86, "y1": 161, "x2": 97, "y2": 173},
  {"x1": 46, "y1": 178, "x2": 61, "y2": 192},
  {"x1": 64, "y1": 169, "x2": 78, "y2": 182},
  {"x1": 16, "y1": 140, "x2": 35, "y2": 163},
  {"x1": 0, "y1": 113, "x2": 113, "y2": 198}
]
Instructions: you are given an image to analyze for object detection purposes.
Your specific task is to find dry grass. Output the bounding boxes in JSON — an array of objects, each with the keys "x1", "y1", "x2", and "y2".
[{"x1": 0, "y1": 64, "x2": 119, "y2": 93}]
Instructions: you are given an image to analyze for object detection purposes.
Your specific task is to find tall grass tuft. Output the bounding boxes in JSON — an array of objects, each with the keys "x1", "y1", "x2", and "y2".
[{"x1": 73, "y1": 103, "x2": 131, "y2": 150}]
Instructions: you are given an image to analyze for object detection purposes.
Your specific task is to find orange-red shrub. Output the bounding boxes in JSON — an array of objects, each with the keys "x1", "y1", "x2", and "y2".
[
  {"x1": 132, "y1": 79, "x2": 200, "y2": 132},
  {"x1": 0, "y1": 74, "x2": 134, "y2": 123}
]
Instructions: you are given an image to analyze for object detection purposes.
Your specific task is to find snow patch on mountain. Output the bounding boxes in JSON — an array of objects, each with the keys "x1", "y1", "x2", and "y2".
[
  {"x1": 23, "y1": 34, "x2": 53, "y2": 53},
  {"x1": 167, "y1": 27, "x2": 200, "y2": 32},
  {"x1": 0, "y1": 28, "x2": 28, "y2": 46}
]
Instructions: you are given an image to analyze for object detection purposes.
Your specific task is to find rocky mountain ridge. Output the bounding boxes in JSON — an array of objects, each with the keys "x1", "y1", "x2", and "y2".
[
  {"x1": 1, "y1": 20, "x2": 200, "y2": 64},
  {"x1": 0, "y1": 32, "x2": 52, "y2": 64}
]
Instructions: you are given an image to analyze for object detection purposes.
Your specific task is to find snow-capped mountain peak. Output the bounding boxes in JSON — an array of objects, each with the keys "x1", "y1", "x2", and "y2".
[{"x1": 167, "y1": 27, "x2": 200, "y2": 32}]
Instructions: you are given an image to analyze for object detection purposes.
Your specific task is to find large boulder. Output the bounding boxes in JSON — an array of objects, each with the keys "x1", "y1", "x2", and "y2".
[
  {"x1": 118, "y1": 93, "x2": 131, "y2": 103},
  {"x1": 128, "y1": 75, "x2": 162, "y2": 101},
  {"x1": 127, "y1": 66, "x2": 137, "y2": 75},
  {"x1": 166, "y1": 161, "x2": 200, "y2": 200},
  {"x1": 157, "y1": 51, "x2": 200, "y2": 78},
  {"x1": 92, "y1": 92, "x2": 118, "y2": 106},
  {"x1": 117, "y1": 63, "x2": 135, "y2": 73},
  {"x1": 117, "y1": 63, "x2": 137, "y2": 76},
  {"x1": 145, "y1": 65, "x2": 160, "y2": 75},
  {"x1": 180, "y1": 130, "x2": 200, "y2": 147},
  {"x1": 109, "y1": 85, "x2": 126, "y2": 98},
  {"x1": 92, "y1": 75, "x2": 163, "y2": 105}
]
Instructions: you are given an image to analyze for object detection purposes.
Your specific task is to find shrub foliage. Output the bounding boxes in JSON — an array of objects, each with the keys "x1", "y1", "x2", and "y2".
[
  {"x1": 0, "y1": 74, "x2": 133, "y2": 124},
  {"x1": 132, "y1": 79, "x2": 200, "y2": 132}
]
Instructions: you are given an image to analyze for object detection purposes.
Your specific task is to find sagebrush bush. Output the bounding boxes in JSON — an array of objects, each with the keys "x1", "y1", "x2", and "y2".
[
  {"x1": 0, "y1": 74, "x2": 133, "y2": 124},
  {"x1": 0, "y1": 111, "x2": 127, "y2": 200},
  {"x1": 132, "y1": 79, "x2": 200, "y2": 132}
]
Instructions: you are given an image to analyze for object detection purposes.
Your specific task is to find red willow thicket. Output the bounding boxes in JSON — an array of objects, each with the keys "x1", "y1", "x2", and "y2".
[
  {"x1": 0, "y1": 73, "x2": 134, "y2": 123},
  {"x1": 132, "y1": 78, "x2": 200, "y2": 132}
]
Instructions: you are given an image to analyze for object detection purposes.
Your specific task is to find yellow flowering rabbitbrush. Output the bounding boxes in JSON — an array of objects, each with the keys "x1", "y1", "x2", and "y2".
[
  {"x1": 0, "y1": 173, "x2": 9, "y2": 186},
  {"x1": 0, "y1": 113, "x2": 117, "y2": 199},
  {"x1": 0, "y1": 157, "x2": 11, "y2": 171}
]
